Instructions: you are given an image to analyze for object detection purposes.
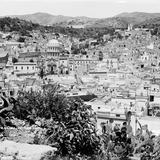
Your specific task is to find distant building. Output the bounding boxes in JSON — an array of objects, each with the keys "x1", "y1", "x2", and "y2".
[
  {"x1": 18, "y1": 52, "x2": 41, "y2": 63},
  {"x1": 0, "y1": 48, "x2": 8, "y2": 69},
  {"x1": 72, "y1": 58, "x2": 99, "y2": 75},
  {"x1": 13, "y1": 62, "x2": 37, "y2": 76},
  {"x1": 45, "y1": 39, "x2": 63, "y2": 58}
]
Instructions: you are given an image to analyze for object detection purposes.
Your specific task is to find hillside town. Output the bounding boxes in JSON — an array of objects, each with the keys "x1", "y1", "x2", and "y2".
[{"x1": 1, "y1": 16, "x2": 160, "y2": 159}]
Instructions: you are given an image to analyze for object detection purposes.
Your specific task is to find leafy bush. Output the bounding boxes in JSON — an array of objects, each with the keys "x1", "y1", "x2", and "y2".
[
  {"x1": 0, "y1": 96, "x2": 16, "y2": 135},
  {"x1": 14, "y1": 84, "x2": 101, "y2": 158},
  {"x1": 15, "y1": 84, "x2": 160, "y2": 160},
  {"x1": 45, "y1": 98, "x2": 101, "y2": 157},
  {"x1": 17, "y1": 37, "x2": 25, "y2": 42}
]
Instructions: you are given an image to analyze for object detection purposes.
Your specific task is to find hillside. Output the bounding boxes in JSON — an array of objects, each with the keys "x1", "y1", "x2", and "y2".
[
  {"x1": 135, "y1": 17, "x2": 160, "y2": 28},
  {"x1": 10, "y1": 12, "x2": 98, "y2": 27},
  {"x1": 8, "y1": 12, "x2": 129, "y2": 29},
  {"x1": 87, "y1": 17, "x2": 128, "y2": 29},
  {"x1": 0, "y1": 17, "x2": 116, "y2": 41},
  {"x1": 4, "y1": 12, "x2": 160, "y2": 30},
  {"x1": 115, "y1": 12, "x2": 160, "y2": 25},
  {"x1": 0, "y1": 17, "x2": 40, "y2": 33}
]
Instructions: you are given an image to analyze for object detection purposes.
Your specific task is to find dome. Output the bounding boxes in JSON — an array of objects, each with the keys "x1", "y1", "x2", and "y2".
[
  {"x1": 47, "y1": 39, "x2": 61, "y2": 47},
  {"x1": 0, "y1": 48, "x2": 7, "y2": 58}
]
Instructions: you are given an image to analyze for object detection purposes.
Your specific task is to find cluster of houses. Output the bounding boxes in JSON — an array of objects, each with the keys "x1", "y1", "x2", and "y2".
[{"x1": 0, "y1": 27, "x2": 160, "y2": 134}]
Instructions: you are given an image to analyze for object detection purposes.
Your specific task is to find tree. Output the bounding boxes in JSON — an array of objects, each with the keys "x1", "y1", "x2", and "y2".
[
  {"x1": 0, "y1": 95, "x2": 16, "y2": 133},
  {"x1": 39, "y1": 68, "x2": 45, "y2": 79},
  {"x1": 12, "y1": 57, "x2": 18, "y2": 63},
  {"x1": 44, "y1": 98, "x2": 101, "y2": 157},
  {"x1": 17, "y1": 37, "x2": 25, "y2": 43},
  {"x1": 30, "y1": 59, "x2": 34, "y2": 63},
  {"x1": 99, "y1": 51, "x2": 103, "y2": 61},
  {"x1": 6, "y1": 35, "x2": 12, "y2": 40},
  {"x1": 14, "y1": 84, "x2": 102, "y2": 158}
]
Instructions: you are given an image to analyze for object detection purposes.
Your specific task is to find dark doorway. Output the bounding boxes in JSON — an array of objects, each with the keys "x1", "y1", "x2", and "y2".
[{"x1": 150, "y1": 95, "x2": 154, "y2": 102}]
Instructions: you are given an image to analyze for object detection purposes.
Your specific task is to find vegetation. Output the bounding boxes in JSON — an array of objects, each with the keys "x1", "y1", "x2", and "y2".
[
  {"x1": 12, "y1": 57, "x2": 18, "y2": 63},
  {"x1": 45, "y1": 99, "x2": 101, "y2": 158},
  {"x1": 0, "y1": 96, "x2": 16, "y2": 134},
  {"x1": 0, "y1": 17, "x2": 116, "y2": 40},
  {"x1": 46, "y1": 26, "x2": 115, "y2": 40},
  {"x1": 17, "y1": 37, "x2": 26, "y2": 42},
  {"x1": 1, "y1": 84, "x2": 160, "y2": 160},
  {"x1": 13, "y1": 84, "x2": 102, "y2": 159},
  {"x1": 0, "y1": 17, "x2": 39, "y2": 32}
]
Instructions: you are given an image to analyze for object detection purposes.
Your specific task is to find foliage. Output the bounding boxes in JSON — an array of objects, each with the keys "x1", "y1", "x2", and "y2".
[
  {"x1": 14, "y1": 84, "x2": 60, "y2": 121},
  {"x1": 45, "y1": 26, "x2": 115, "y2": 40},
  {"x1": 0, "y1": 17, "x2": 40, "y2": 33},
  {"x1": 13, "y1": 84, "x2": 160, "y2": 160},
  {"x1": 98, "y1": 51, "x2": 103, "y2": 61},
  {"x1": 0, "y1": 17, "x2": 118, "y2": 41},
  {"x1": 39, "y1": 68, "x2": 45, "y2": 79},
  {"x1": 45, "y1": 98, "x2": 101, "y2": 157},
  {"x1": 101, "y1": 132, "x2": 134, "y2": 160},
  {"x1": 12, "y1": 57, "x2": 18, "y2": 63},
  {"x1": 17, "y1": 37, "x2": 25, "y2": 42},
  {"x1": 0, "y1": 96, "x2": 16, "y2": 134},
  {"x1": 14, "y1": 84, "x2": 101, "y2": 158},
  {"x1": 134, "y1": 135, "x2": 160, "y2": 160},
  {"x1": 30, "y1": 59, "x2": 34, "y2": 63}
]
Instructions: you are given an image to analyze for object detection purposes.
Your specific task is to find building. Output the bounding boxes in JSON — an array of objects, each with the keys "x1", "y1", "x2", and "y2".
[
  {"x1": 73, "y1": 58, "x2": 99, "y2": 74},
  {"x1": 0, "y1": 49, "x2": 8, "y2": 69},
  {"x1": 43, "y1": 39, "x2": 70, "y2": 74},
  {"x1": 18, "y1": 52, "x2": 41, "y2": 63},
  {"x1": 45, "y1": 39, "x2": 63, "y2": 58},
  {"x1": 13, "y1": 62, "x2": 37, "y2": 76}
]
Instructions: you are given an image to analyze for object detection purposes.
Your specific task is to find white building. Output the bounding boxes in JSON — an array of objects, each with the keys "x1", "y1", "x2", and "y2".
[{"x1": 13, "y1": 62, "x2": 37, "y2": 76}]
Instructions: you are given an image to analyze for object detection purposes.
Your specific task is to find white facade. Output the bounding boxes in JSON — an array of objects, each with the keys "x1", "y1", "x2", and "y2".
[
  {"x1": 141, "y1": 52, "x2": 149, "y2": 62},
  {"x1": 104, "y1": 58, "x2": 118, "y2": 69},
  {"x1": 13, "y1": 62, "x2": 37, "y2": 74},
  {"x1": 46, "y1": 39, "x2": 62, "y2": 53}
]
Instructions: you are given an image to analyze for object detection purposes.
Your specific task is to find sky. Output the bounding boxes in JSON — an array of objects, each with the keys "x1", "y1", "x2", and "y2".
[{"x1": 0, "y1": 0, "x2": 160, "y2": 18}]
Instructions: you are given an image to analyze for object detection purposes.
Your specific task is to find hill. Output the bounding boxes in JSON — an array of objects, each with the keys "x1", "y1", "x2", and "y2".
[
  {"x1": 0, "y1": 17, "x2": 40, "y2": 33},
  {"x1": 0, "y1": 17, "x2": 116, "y2": 40},
  {"x1": 9, "y1": 12, "x2": 98, "y2": 27},
  {"x1": 8, "y1": 12, "x2": 130, "y2": 29},
  {"x1": 115, "y1": 12, "x2": 160, "y2": 25},
  {"x1": 4, "y1": 12, "x2": 160, "y2": 30},
  {"x1": 135, "y1": 17, "x2": 160, "y2": 28},
  {"x1": 86, "y1": 17, "x2": 128, "y2": 29},
  {"x1": 9, "y1": 12, "x2": 160, "y2": 29}
]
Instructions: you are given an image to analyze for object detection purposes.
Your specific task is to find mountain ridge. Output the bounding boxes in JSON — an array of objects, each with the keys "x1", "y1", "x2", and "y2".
[{"x1": 4, "y1": 12, "x2": 160, "y2": 28}]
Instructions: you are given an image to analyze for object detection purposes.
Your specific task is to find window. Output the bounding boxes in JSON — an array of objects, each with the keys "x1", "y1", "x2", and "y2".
[
  {"x1": 27, "y1": 67, "x2": 29, "y2": 70},
  {"x1": 32, "y1": 66, "x2": 34, "y2": 69},
  {"x1": 15, "y1": 66, "x2": 17, "y2": 70},
  {"x1": 21, "y1": 66, "x2": 23, "y2": 70},
  {"x1": 116, "y1": 114, "x2": 120, "y2": 117},
  {"x1": 150, "y1": 95, "x2": 154, "y2": 102},
  {"x1": 10, "y1": 91, "x2": 14, "y2": 96}
]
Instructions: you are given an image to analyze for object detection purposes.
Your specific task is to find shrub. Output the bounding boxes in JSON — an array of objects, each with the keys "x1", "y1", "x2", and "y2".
[
  {"x1": 45, "y1": 98, "x2": 101, "y2": 157},
  {"x1": 0, "y1": 96, "x2": 16, "y2": 135},
  {"x1": 14, "y1": 84, "x2": 102, "y2": 158}
]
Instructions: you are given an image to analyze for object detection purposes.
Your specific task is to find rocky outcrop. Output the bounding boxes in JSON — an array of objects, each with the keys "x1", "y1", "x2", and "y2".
[{"x1": 0, "y1": 140, "x2": 56, "y2": 160}]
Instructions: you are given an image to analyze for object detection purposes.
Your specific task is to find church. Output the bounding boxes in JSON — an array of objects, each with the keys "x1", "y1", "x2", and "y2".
[{"x1": 42, "y1": 39, "x2": 70, "y2": 75}]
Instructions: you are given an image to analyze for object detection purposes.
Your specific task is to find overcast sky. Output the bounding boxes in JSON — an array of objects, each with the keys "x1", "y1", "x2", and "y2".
[{"x1": 0, "y1": 0, "x2": 160, "y2": 18}]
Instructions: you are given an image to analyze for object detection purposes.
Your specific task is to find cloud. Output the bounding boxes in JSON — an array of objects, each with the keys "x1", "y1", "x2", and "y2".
[{"x1": 117, "y1": 0, "x2": 127, "y2": 4}]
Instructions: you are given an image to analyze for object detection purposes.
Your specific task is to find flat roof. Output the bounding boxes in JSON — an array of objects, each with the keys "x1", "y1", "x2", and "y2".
[{"x1": 14, "y1": 63, "x2": 36, "y2": 65}]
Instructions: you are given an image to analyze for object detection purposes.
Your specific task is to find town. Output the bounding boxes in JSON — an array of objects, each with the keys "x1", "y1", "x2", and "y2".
[{"x1": 0, "y1": 10, "x2": 160, "y2": 160}]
